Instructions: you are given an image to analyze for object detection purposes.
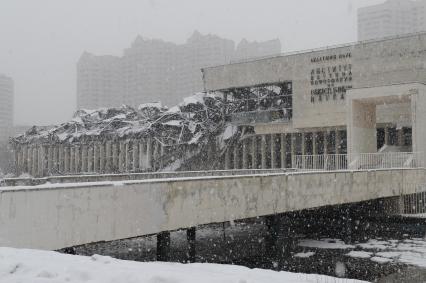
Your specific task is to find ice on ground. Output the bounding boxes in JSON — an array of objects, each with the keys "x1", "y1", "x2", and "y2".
[
  {"x1": 0, "y1": 248, "x2": 367, "y2": 283},
  {"x1": 294, "y1": 251, "x2": 315, "y2": 258},
  {"x1": 370, "y1": 257, "x2": 392, "y2": 264},
  {"x1": 346, "y1": 251, "x2": 372, "y2": 259},
  {"x1": 299, "y1": 239, "x2": 355, "y2": 249}
]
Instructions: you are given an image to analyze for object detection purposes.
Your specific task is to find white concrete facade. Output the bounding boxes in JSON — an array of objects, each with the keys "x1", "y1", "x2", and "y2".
[{"x1": 1, "y1": 168, "x2": 424, "y2": 250}]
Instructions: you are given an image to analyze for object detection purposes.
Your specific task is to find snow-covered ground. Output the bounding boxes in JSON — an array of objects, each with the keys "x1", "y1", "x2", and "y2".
[{"x1": 0, "y1": 247, "x2": 367, "y2": 283}]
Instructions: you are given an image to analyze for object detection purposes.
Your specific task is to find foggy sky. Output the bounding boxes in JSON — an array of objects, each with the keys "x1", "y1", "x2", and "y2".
[{"x1": 0, "y1": 0, "x2": 383, "y2": 126}]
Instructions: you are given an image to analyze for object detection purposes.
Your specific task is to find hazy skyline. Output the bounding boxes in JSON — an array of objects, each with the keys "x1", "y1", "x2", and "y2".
[{"x1": 1, "y1": 0, "x2": 383, "y2": 126}]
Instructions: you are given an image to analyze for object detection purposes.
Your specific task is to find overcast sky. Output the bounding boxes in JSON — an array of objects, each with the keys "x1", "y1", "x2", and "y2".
[{"x1": 0, "y1": 0, "x2": 383, "y2": 126}]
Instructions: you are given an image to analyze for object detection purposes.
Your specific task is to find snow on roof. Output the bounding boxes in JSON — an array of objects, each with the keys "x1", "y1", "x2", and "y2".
[{"x1": 11, "y1": 93, "x2": 240, "y2": 147}]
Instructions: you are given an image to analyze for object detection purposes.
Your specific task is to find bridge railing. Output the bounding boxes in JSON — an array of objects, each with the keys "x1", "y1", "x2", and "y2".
[
  {"x1": 349, "y1": 152, "x2": 424, "y2": 170},
  {"x1": 292, "y1": 154, "x2": 348, "y2": 171},
  {"x1": 293, "y1": 152, "x2": 424, "y2": 172}
]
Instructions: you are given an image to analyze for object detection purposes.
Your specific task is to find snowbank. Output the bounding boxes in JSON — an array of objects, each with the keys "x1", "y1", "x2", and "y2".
[{"x1": 0, "y1": 248, "x2": 366, "y2": 283}]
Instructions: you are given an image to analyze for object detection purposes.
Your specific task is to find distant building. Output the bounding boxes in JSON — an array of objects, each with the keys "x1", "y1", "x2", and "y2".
[
  {"x1": 233, "y1": 38, "x2": 281, "y2": 61},
  {"x1": 77, "y1": 53, "x2": 122, "y2": 109},
  {"x1": 0, "y1": 74, "x2": 14, "y2": 143},
  {"x1": 358, "y1": 0, "x2": 426, "y2": 41},
  {"x1": 77, "y1": 31, "x2": 280, "y2": 109}
]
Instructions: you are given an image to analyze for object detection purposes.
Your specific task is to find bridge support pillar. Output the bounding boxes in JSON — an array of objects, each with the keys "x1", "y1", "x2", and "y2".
[
  {"x1": 186, "y1": 227, "x2": 196, "y2": 263},
  {"x1": 157, "y1": 231, "x2": 171, "y2": 262},
  {"x1": 265, "y1": 215, "x2": 280, "y2": 265}
]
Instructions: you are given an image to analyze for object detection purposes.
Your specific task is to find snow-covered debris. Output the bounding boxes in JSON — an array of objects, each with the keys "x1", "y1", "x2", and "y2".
[
  {"x1": 10, "y1": 93, "x2": 244, "y2": 171},
  {"x1": 0, "y1": 247, "x2": 367, "y2": 283}
]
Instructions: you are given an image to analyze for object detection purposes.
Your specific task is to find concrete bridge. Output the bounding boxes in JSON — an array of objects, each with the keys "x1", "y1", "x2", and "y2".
[{"x1": 0, "y1": 168, "x2": 425, "y2": 255}]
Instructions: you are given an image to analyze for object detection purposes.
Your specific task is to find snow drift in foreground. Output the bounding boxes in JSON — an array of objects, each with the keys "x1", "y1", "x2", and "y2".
[{"x1": 0, "y1": 248, "x2": 366, "y2": 283}]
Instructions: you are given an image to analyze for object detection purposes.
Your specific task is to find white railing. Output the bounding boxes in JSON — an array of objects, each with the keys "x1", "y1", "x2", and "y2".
[
  {"x1": 292, "y1": 154, "x2": 348, "y2": 171},
  {"x1": 293, "y1": 152, "x2": 424, "y2": 172},
  {"x1": 349, "y1": 152, "x2": 424, "y2": 170}
]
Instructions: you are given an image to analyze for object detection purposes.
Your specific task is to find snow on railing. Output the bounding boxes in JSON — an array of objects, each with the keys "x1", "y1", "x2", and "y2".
[{"x1": 293, "y1": 152, "x2": 424, "y2": 172}]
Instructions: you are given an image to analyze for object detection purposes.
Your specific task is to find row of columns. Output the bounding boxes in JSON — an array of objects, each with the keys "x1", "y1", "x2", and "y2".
[
  {"x1": 224, "y1": 129, "x2": 346, "y2": 170},
  {"x1": 14, "y1": 138, "x2": 162, "y2": 177}
]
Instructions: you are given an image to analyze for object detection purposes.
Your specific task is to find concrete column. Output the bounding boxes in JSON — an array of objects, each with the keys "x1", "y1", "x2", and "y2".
[
  {"x1": 233, "y1": 144, "x2": 239, "y2": 170},
  {"x1": 93, "y1": 143, "x2": 100, "y2": 173},
  {"x1": 30, "y1": 146, "x2": 36, "y2": 176},
  {"x1": 242, "y1": 140, "x2": 249, "y2": 169},
  {"x1": 80, "y1": 145, "x2": 87, "y2": 173},
  {"x1": 99, "y1": 143, "x2": 105, "y2": 173},
  {"x1": 15, "y1": 147, "x2": 21, "y2": 176},
  {"x1": 21, "y1": 145, "x2": 27, "y2": 173},
  {"x1": 53, "y1": 146, "x2": 59, "y2": 173},
  {"x1": 335, "y1": 129, "x2": 341, "y2": 154},
  {"x1": 323, "y1": 131, "x2": 328, "y2": 155},
  {"x1": 118, "y1": 141, "x2": 125, "y2": 172},
  {"x1": 112, "y1": 142, "x2": 119, "y2": 172},
  {"x1": 271, "y1": 134, "x2": 276, "y2": 169},
  {"x1": 64, "y1": 146, "x2": 70, "y2": 173},
  {"x1": 384, "y1": 126, "x2": 390, "y2": 146},
  {"x1": 69, "y1": 146, "x2": 74, "y2": 173},
  {"x1": 132, "y1": 140, "x2": 139, "y2": 172},
  {"x1": 139, "y1": 140, "x2": 146, "y2": 170},
  {"x1": 125, "y1": 140, "x2": 131, "y2": 172},
  {"x1": 75, "y1": 146, "x2": 81, "y2": 173},
  {"x1": 160, "y1": 141, "x2": 165, "y2": 169},
  {"x1": 224, "y1": 148, "x2": 231, "y2": 170},
  {"x1": 280, "y1": 134, "x2": 286, "y2": 169},
  {"x1": 105, "y1": 141, "x2": 112, "y2": 173},
  {"x1": 87, "y1": 145, "x2": 93, "y2": 173},
  {"x1": 312, "y1": 132, "x2": 318, "y2": 155},
  {"x1": 26, "y1": 146, "x2": 31, "y2": 173},
  {"x1": 261, "y1": 135, "x2": 267, "y2": 169},
  {"x1": 251, "y1": 136, "x2": 257, "y2": 169},
  {"x1": 186, "y1": 227, "x2": 196, "y2": 263},
  {"x1": 397, "y1": 128, "x2": 404, "y2": 146},
  {"x1": 38, "y1": 145, "x2": 46, "y2": 177},
  {"x1": 47, "y1": 146, "x2": 53, "y2": 174},
  {"x1": 146, "y1": 139, "x2": 152, "y2": 170},
  {"x1": 58, "y1": 145, "x2": 64, "y2": 173},
  {"x1": 157, "y1": 231, "x2": 171, "y2": 262},
  {"x1": 290, "y1": 134, "x2": 296, "y2": 168}
]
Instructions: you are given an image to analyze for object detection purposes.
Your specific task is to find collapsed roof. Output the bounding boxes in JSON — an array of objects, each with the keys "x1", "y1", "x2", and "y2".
[{"x1": 11, "y1": 93, "x2": 242, "y2": 150}]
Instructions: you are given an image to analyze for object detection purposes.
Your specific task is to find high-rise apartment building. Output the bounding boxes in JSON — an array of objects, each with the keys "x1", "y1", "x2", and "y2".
[
  {"x1": 77, "y1": 53, "x2": 122, "y2": 109},
  {"x1": 0, "y1": 74, "x2": 14, "y2": 143},
  {"x1": 358, "y1": 0, "x2": 426, "y2": 41},
  {"x1": 77, "y1": 32, "x2": 281, "y2": 109}
]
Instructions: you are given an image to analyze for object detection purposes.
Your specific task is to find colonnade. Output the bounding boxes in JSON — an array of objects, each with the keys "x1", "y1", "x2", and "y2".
[
  {"x1": 224, "y1": 129, "x2": 347, "y2": 170},
  {"x1": 14, "y1": 138, "x2": 162, "y2": 177}
]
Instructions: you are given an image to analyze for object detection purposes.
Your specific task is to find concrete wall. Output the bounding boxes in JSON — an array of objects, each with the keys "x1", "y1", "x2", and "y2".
[
  {"x1": 0, "y1": 169, "x2": 424, "y2": 250},
  {"x1": 203, "y1": 33, "x2": 426, "y2": 131}
]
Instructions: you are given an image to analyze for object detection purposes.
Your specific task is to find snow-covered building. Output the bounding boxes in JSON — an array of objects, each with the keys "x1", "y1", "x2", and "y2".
[{"x1": 10, "y1": 32, "x2": 426, "y2": 177}]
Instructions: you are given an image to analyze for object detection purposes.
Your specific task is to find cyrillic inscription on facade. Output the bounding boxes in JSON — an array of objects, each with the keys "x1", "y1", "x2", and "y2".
[{"x1": 310, "y1": 52, "x2": 352, "y2": 103}]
